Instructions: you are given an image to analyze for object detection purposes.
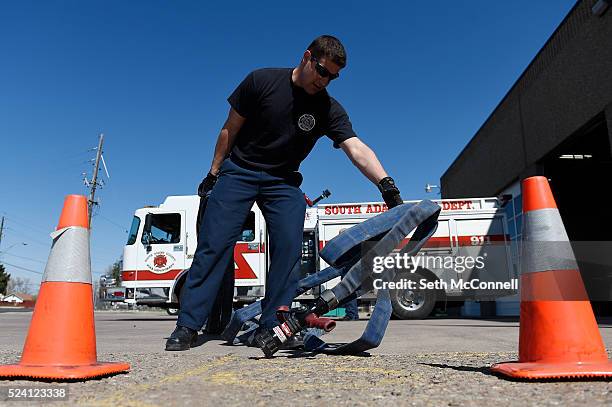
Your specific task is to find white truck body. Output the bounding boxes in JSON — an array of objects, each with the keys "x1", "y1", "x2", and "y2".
[{"x1": 101, "y1": 196, "x2": 516, "y2": 318}]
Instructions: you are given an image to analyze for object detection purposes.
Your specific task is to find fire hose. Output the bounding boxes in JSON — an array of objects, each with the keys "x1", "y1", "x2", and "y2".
[{"x1": 222, "y1": 200, "x2": 441, "y2": 357}]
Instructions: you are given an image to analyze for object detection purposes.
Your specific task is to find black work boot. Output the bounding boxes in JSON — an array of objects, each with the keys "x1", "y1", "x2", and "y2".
[{"x1": 165, "y1": 325, "x2": 198, "y2": 351}]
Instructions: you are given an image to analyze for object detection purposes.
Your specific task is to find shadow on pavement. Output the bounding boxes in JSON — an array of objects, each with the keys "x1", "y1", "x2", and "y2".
[
  {"x1": 191, "y1": 334, "x2": 224, "y2": 348},
  {"x1": 243, "y1": 347, "x2": 372, "y2": 360},
  {"x1": 416, "y1": 362, "x2": 610, "y2": 382},
  {"x1": 283, "y1": 347, "x2": 372, "y2": 359},
  {"x1": 409, "y1": 324, "x2": 518, "y2": 328},
  {"x1": 419, "y1": 362, "x2": 496, "y2": 377}
]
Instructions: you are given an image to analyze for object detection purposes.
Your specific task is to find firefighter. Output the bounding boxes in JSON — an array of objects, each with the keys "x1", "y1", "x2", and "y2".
[{"x1": 166, "y1": 35, "x2": 403, "y2": 350}]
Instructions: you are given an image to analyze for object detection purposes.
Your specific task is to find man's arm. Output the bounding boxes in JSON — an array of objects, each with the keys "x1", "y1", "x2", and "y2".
[
  {"x1": 339, "y1": 137, "x2": 403, "y2": 208},
  {"x1": 209, "y1": 108, "x2": 246, "y2": 175},
  {"x1": 339, "y1": 137, "x2": 388, "y2": 184}
]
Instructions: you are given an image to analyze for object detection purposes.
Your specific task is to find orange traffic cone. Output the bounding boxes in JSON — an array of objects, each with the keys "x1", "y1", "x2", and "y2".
[
  {"x1": 0, "y1": 195, "x2": 130, "y2": 380},
  {"x1": 491, "y1": 177, "x2": 612, "y2": 379}
]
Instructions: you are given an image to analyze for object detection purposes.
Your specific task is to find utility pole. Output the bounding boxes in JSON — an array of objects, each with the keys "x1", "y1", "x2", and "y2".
[
  {"x1": 0, "y1": 216, "x2": 4, "y2": 250},
  {"x1": 87, "y1": 133, "x2": 104, "y2": 227}
]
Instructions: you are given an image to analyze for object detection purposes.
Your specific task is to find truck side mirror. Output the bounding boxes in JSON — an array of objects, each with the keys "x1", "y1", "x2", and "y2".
[{"x1": 143, "y1": 214, "x2": 153, "y2": 253}]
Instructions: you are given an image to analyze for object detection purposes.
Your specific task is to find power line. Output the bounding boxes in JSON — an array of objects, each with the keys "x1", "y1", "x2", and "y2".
[
  {"x1": 2, "y1": 261, "x2": 43, "y2": 275},
  {"x1": 56, "y1": 148, "x2": 93, "y2": 162},
  {"x1": 43, "y1": 160, "x2": 90, "y2": 176},
  {"x1": 95, "y1": 214, "x2": 129, "y2": 234},
  {"x1": 0, "y1": 213, "x2": 50, "y2": 234},
  {"x1": 3, "y1": 228, "x2": 50, "y2": 248},
  {"x1": 91, "y1": 257, "x2": 123, "y2": 270},
  {"x1": 40, "y1": 148, "x2": 95, "y2": 175},
  {"x1": 1, "y1": 252, "x2": 47, "y2": 264},
  {"x1": 8, "y1": 282, "x2": 37, "y2": 287},
  {"x1": 2, "y1": 260, "x2": 106, "y2": 277}
]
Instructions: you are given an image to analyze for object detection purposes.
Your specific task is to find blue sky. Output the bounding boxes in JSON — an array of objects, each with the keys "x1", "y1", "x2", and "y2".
[{"x1": 0, "y1": 0, "x2": 576, "y2": 289}]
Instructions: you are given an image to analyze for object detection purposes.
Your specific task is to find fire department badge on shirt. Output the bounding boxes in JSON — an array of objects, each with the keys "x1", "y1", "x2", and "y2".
[{"x1": 298, "y1": 113, "x2": 315, "y2": 132}]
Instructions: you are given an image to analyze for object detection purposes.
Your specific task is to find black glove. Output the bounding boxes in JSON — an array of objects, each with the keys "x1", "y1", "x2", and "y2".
[
  {"x1": 378, "y1": 176, "x2": 403, "y2": 208},
  {"x1": 197, "y1": 172, "x2": 218, "y2": 197}
]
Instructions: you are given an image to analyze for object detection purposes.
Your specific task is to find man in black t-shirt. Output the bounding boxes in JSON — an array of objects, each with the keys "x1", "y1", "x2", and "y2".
[{"x1": 166, "y1": 35, "x2": 403, "y2": 351}]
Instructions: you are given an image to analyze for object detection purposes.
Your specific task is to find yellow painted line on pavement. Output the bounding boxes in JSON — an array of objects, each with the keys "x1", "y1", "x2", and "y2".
[
  {"x1": 77, "y1": 353, "x2": 420, "y2": 405},
  {"x1": 332, "y1": 366, "x2": 404, "y2": 374},
  {"x1": 159, "y1": 354, "x2": 235, "y2": 384},
  {"x1": 76, "y1": 355, "x2": 236, "y2": 407}
]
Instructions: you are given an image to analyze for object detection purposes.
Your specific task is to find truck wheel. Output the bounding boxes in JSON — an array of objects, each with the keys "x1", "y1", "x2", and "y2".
[
  {"x1": 390, "y1": 271, "x2": 437, "y2": 319},
  {"x1": 166, "y1": 308, "x2": 179, "y2": 316}
]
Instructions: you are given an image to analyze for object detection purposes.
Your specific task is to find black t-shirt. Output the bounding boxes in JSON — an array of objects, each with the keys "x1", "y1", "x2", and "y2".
[{"x1": 227, "y1": 68, "x2": 357, "y2": 172}]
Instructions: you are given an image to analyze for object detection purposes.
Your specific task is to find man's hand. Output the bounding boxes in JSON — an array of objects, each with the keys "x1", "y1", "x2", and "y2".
[
  {"x1": 378, "y1": 176, "x2": 403, "y2": 208},
  {"x1": 198, "y1": 173, "x2": 218, "y2": 197}
]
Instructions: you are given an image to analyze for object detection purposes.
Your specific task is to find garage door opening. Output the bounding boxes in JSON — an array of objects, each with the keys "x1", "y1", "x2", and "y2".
[{"x1": 541, "y1": 116, "x2": 612, "y2": 315}]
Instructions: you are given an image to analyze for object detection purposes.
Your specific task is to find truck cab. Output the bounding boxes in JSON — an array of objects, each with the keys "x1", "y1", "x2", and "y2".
[{"x1": 119, "y1": 196, "x2": 267, "y2": 307}]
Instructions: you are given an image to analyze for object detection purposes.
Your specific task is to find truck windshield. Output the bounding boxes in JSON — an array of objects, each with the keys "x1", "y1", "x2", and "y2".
[
  {"x1": 126, "y1": 216, "x2": 141, "y2": 245},
  {"x1": 142, "y1": 213, "x2": 181, "y2": 244}
]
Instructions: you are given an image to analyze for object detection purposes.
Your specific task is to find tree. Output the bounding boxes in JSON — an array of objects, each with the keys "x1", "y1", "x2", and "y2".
[
  {"x1": 105, "y1": 258, "x2": 122, "y2": 283},
  {"x1": 0, "y1": 263, "x2": 10, "y2": 295},
  {"x1": 7, "y1": 276, "x2": 33, "y2": 295},
  {"x1": 97, "y1": 258, "x2": 122, "y2": 310}
]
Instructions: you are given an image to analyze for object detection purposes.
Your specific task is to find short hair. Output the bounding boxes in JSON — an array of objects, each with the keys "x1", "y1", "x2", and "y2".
[{"x1": 307, "y1": 35, "x2": 347, "y2": 68}]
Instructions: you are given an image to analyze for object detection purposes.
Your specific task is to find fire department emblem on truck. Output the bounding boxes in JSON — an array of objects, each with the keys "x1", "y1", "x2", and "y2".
[
  {"x1": 145, "y1": 252, "x2": 176, "y2": 273},
  {"x1": 154, "y1": 255, "x2": 166, "y2": 268}
]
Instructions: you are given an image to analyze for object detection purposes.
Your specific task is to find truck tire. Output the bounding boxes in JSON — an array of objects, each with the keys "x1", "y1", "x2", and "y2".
[
  {"x1": 166, "y1": 308, "x2": 179, "y2": 316},
  {"x1": 390, "y1": 270, "x2": 437, "y2": 319}
]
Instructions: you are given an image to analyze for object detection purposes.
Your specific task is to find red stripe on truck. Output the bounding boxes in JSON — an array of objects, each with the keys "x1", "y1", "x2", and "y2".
[
  {"x1": 122, "y1": 269, "x2": 182, "y2": 281},
  {"x1": 455, "y1": 235, "x2": 507, "y2": 246},
  {"x1": 234, "y1": 243, "x2": 258, "y2": 279},
  {"x1": 407, "y1": 235, "x2": 507, "y2": 248}
]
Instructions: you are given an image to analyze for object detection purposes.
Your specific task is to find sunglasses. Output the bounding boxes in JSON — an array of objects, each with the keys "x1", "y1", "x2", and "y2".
[{"x1": 310, "y1": 56, "x2": 339, "y2": 81}]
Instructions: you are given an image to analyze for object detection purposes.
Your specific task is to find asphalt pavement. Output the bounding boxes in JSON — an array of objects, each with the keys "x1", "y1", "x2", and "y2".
[{"x1": 0, "y1": 310, "x2": 611, "y2": 406}]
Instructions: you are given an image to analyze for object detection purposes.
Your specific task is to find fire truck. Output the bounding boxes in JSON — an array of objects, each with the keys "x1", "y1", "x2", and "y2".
[{"x1": 100, "y1": 196, "x2": 516, "y2": 319}]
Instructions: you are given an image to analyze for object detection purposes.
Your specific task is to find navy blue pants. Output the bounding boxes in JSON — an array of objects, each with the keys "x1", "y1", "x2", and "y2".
[
  {"x1": 178, "y1": 158, "x2": 306, "y2": 330},
  {"x1": 344, "y1": 297, "x2": 359, "y2": 320}
]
